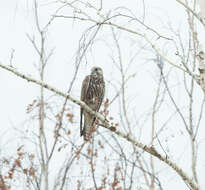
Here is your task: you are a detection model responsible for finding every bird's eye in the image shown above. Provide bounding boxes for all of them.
[95,68,98,71]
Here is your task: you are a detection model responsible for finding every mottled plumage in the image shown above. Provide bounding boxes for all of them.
[80,67,105,141]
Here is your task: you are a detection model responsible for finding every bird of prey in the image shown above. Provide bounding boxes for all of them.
[80,67,105,141]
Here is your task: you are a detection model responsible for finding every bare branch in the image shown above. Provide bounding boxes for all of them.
[175,0,205,27]
[0,62,199,190]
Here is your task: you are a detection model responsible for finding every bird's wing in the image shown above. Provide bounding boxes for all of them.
[96,80,105,112]
[80,75,91,136]
[91,79,105,127]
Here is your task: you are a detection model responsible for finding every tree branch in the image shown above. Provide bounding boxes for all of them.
[175,0,205,27]
[0,62,199,190]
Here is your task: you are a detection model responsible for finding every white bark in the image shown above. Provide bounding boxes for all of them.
[197,0,205,18]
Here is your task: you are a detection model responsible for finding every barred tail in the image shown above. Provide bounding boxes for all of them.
[83,112,95,141]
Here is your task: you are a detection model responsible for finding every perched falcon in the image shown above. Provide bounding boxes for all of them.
[80,67,105,141]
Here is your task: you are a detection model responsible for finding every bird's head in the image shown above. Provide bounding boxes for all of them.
[91,67,103,77]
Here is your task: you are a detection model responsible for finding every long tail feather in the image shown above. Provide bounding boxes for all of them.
[83,112,95,141]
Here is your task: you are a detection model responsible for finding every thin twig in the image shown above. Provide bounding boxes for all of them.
[0,62,199,190]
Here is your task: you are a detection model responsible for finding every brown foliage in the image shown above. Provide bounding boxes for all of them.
[0,175,8,190]
[29,168,35,178]
[66,113,74,123]
[26,99,37,113]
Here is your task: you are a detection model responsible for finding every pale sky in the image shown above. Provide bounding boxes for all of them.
[0,0,205,189]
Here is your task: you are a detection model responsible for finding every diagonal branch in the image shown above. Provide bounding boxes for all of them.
[54,14,199,79]
[175,0,205,27]
[0,62,199,190]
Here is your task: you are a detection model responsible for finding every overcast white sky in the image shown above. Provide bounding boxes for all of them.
[0,0,205,189]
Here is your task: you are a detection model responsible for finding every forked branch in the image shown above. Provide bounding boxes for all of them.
[0,63,199,190]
